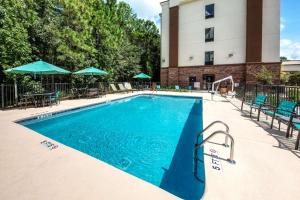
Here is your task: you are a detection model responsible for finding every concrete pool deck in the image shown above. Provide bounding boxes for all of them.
[0,91,299,200]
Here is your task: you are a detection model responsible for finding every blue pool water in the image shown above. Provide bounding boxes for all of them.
[21,95,205,199]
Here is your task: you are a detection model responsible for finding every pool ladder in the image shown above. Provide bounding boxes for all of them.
[194,121,235,177]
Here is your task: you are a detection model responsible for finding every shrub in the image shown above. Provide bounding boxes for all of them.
[288,72,300,86]
[20,76,44,94]
[257,66,273,85]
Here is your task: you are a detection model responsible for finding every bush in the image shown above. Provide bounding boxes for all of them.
[20,76,44,94]
[257,66,273,85]
[288,72,300,86]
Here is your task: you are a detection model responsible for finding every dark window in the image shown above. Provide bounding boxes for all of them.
[205,51,214,65]
[205,27,214,42]
[205,4,214,19]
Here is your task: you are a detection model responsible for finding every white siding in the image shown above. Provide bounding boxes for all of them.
[161,0,280,68]
[170,0,180,7]
[178,0,247,67]
[262,0,280,62]
[161,2,170,68]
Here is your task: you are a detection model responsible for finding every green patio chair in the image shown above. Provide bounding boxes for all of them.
[290,119,300,150]
[261,100,297,135]
[248,95,267,119]
[49,91,61,105]
[156,85,161,91]
[175,85,180,91]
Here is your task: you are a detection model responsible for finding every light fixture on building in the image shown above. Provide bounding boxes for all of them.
[162,58,165,63]
[228,53,234,58]
[189,56,194,60]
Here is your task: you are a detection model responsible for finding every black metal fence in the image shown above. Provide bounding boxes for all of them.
[2,81,300,110]
[0,82,152,109]
[236,84,300,108]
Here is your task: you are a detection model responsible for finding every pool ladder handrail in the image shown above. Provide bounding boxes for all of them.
[195,121,230,147]
[194,121,235,173]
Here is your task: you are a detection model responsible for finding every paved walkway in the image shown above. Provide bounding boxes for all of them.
[0,92,299,200]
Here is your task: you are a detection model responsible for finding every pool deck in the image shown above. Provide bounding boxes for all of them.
[0,91,299,200]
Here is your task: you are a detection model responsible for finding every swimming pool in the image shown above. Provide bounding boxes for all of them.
[21,95,205,199]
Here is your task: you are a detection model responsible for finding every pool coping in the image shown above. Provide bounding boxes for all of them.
[15,93,205,199]
[1,91,300,200]
[15,93,203,124]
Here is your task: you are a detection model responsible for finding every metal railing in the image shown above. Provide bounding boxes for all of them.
[195,121,230,147]
[0,82,153,109]
[194,121,235,179]
[236,84,300,114]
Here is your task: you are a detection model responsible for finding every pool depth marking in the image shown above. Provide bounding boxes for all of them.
[41,140,58,150]
[210,149,222,171]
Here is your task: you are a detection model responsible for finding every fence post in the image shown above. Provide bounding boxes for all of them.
[276,86,280,106]
[1,84,4,109]
[255,84,258,96]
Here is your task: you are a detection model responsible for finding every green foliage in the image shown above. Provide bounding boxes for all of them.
[288,72,300,86]
[280,56,288,62]
[257,66,273,85]
[0,0,160,82]
[280,71,289,84]
[20,76,44,93]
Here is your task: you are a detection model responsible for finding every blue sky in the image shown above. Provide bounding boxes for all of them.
[121,0,300,60]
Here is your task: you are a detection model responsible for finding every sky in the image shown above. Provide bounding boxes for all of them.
[121,0,300,60]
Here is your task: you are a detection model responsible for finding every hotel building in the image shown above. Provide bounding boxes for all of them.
[160,0,281,89]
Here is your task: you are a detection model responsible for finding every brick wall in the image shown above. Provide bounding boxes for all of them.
[160,62,281,87]
[246,63,281,84]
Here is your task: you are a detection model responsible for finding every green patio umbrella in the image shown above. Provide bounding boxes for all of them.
[133,73,151,79]
[74,67,108,76]
[5,60,71,75]
[5,60,71,103]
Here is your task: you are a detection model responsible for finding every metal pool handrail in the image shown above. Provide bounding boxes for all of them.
[195,121,230,147]
[194,122,235,179]
[195,130,235,163]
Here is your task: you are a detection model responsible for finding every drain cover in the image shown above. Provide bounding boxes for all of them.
[119,158,132,170]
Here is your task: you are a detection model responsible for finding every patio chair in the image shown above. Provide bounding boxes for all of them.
[71,88,79,99]
[86,88,99,98]
[175,85,180,91]
[261,100,297,135]
[18,92,36,109]
[246,95,267,119]
[49,91,61,105]
[124,82,136,92]
[118,83,129,93]
[157,85,161,91]
[110,84,121,93]
[289,119,300,150]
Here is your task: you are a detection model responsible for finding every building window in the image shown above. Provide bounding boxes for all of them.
[205,27,214,42]
[205,51,214,65]
[205,4,215,19]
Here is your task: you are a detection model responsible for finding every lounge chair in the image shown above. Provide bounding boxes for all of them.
[261,100,297,135]
[109,84,120,93]
[86,88,99,98]
[244,95,267,119]
[124,82,136,92]
[118,83,129,93]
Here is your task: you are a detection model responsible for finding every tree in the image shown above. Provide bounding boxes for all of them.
[0,0,161,83]
[288,72,300,86]
[280,56,288,62]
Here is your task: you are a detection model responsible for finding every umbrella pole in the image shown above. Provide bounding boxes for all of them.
[52,75,54,92]
[14,78,18,106]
